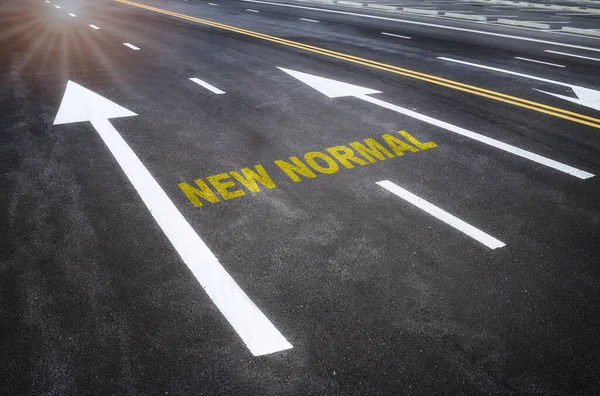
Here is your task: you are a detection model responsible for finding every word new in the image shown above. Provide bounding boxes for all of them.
[179,130,437,207]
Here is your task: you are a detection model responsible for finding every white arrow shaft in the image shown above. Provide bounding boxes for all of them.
[89,117,292,356]
[356,94,594,180]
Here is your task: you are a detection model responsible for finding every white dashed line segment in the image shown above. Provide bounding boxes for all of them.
[189,78,226,94]
[381,32,412,39]
[376,180,506,249]
[514,57,565,67]
[123,43,140,50]
[544,50,600,62]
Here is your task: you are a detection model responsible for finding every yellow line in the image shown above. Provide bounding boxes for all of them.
[115,0,600,129]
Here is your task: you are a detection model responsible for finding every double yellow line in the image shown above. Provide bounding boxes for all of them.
[116,0,600,129]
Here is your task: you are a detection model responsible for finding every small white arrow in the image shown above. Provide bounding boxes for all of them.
[53,81,292,356]
[535,85,600,113]
[437,57,600,114]
[278,67,593,180]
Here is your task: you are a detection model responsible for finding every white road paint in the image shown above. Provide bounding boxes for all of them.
[381,32,412,39]
[55,5,61,8]
[514,57,565,67]
[278,67,594,179]
[190,77,226,94]
[438,57,571,86]
[89,24,100,29]
[300,17,319,22]
[123,43,140,50]
[53,81,292,356]
[45,1,50,3]
[246,8,260,12]
[242,0,600,53]
[545,49,600,62]
[208,2,218,4]
[69,13,76,17]
[438,56,600,113]
[376,181,506,249]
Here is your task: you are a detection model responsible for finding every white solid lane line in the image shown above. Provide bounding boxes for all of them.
[123,43,140,50]
[242,0,600,53]
[300,17,319,22]
[438,56,571,87]
[514,57,565,68]
[381,32,412,39]
[545,50,600,62]
[69,13,76,17]
[246,8,260,12]
[189,77,226,94]
[359,94,594,179]
[89,24,100,29]
[376,181,506,249]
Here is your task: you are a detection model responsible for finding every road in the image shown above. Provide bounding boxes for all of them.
[1,0,600,394]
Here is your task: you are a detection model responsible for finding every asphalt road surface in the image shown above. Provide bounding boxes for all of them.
[1,0,600,394]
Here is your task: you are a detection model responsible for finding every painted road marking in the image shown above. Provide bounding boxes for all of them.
[377,181,506,249]
[246,8,260,12]
[514,57,565,67]
[208,2,218,5]
[239,0,600,53]
[439,57,572,87]
[123,42,140,50]
[53,81,292,356]
[189,77,226,94]
[381,32,412,39]
[438,57,600,112]
[179,130,437,207]
[115,0,600,129]
[300,17,319,22]
[89,24,100,29]
[69,13,76,17]
[279,67,594,179]
[544,50,600,62]
[55,5,61,8]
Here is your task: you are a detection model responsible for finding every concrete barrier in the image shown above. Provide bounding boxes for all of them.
[402,7,439,15]
[366,4,398,11]
[335,0,363,6]
[444,12,487,21]
[561,26,600,37]
[497,19,550,29]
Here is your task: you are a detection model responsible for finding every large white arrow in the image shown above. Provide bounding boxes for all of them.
[278,67,594,180]
[54,81,292,356]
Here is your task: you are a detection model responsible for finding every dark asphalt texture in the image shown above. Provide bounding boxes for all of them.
[1,0,600,394]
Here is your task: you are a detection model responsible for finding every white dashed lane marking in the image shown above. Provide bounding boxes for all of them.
[123,43,141,50]
[514,57,565,67]
[381,32,412,39]
[189,77,226,94]
[376,181,506,250]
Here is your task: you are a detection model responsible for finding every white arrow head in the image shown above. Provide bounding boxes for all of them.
[53,81,137,125]
[278,67,381,98]
[535,85,600,113]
